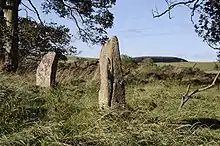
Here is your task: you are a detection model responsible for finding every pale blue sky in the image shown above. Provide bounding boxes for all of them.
[19,0,217,61]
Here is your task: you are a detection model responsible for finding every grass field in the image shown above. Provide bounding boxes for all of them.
[157,62,220,73]
[0,61,220,145]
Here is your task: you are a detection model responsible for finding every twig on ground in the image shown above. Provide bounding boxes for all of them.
[179,71,220,110]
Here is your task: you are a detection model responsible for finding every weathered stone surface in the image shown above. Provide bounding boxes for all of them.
[36,52,58,88]
[99,36,125,110]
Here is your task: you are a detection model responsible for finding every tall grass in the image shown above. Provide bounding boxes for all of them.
[0,64,220,145]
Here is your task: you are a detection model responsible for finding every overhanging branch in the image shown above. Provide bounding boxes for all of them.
[152,0,198,19]
[60,0,99,43]
[21,2,36,14]
[27,0,43,25]
[189,0,200,23]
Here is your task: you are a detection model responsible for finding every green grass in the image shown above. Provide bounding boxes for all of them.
[66,55,98,63]
[0,68,220,146]
[157,62,220,73]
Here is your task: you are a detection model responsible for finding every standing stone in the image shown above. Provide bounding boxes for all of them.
[99,36,125,110]
[36,52,58,88]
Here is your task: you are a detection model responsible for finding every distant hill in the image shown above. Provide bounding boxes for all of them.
[67,55,188,63]
[133,56,188,63]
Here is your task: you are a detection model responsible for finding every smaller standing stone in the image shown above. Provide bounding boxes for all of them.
[36,52,58,88]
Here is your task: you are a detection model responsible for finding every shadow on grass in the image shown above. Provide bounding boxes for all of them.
[182,118,220,130]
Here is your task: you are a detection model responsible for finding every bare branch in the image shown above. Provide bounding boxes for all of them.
[179,71,220,109]
[165,0,173,19]
[192,62,197,68]
[189,0,200,23]
[153,0,197,19]
[60,1,99,43]
[69,10,89,38]
[21,2,36,14]
[61,1,86,25]
[27,0,43,25]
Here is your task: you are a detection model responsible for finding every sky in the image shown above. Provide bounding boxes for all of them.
[19,0,218,62]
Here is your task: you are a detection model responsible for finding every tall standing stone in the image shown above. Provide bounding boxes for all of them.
[36,52,58,88]
[99,36,125,110]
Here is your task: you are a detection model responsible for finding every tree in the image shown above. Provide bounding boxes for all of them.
[153,0,220,56]
[18,17,74,62]
[0,17,73,65]
[217,50,220,62]
[0,0,21,72]
[0,9,4,63]
[41,0,116,45]
[0,0,116,72]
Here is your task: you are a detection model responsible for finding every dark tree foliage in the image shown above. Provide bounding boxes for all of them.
[18,17,75,60]
[41,0,116,45]
[153,0,220,59]
[194,0,220,50]
[0,0,116,72]
[0,17,75,63]
[217,51,220,62]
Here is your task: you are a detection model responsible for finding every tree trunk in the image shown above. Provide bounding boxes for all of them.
[2,0,19,72]
[0,6,5,64]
